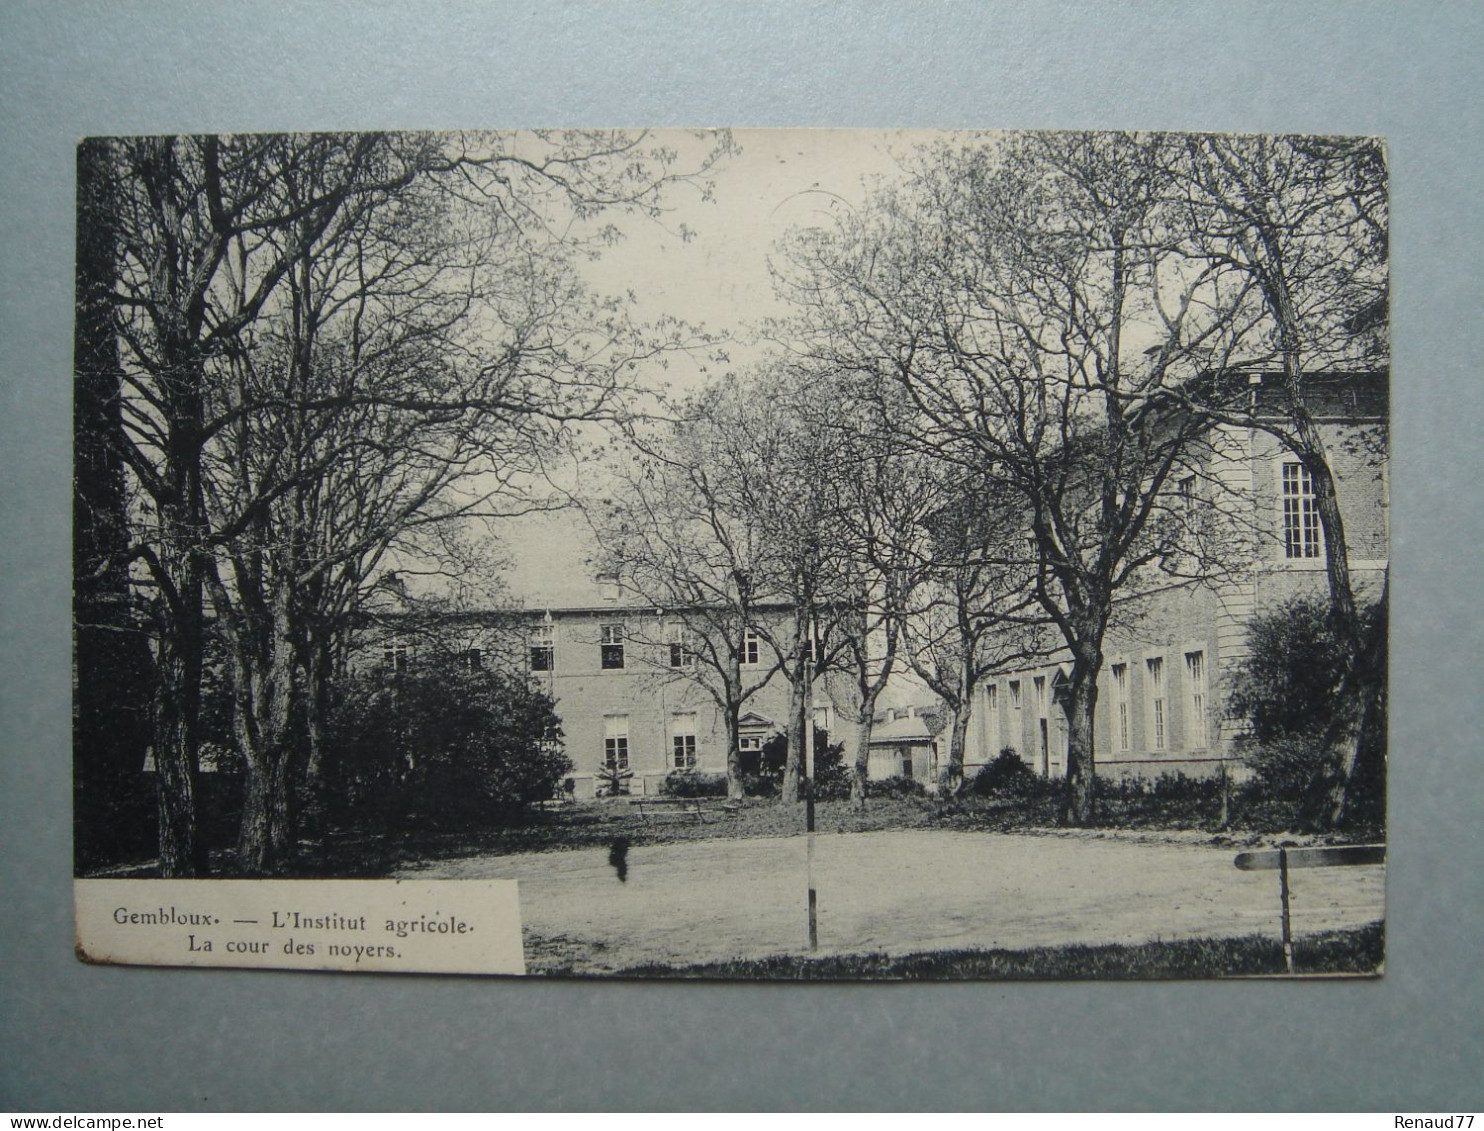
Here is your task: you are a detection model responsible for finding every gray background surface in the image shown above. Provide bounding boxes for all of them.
[2,0,1480,1112]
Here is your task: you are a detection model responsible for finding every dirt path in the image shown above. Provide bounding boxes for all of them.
[398,828,1385,974]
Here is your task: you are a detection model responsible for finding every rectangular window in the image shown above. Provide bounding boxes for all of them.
[1282,462,1322,559]
[1185,650,1207,749]
[983,683,999,755]
[603,714,629,771]
[671,712,698,769]
[1033,675,1047,713]
[812,706,831,734]
[1177,473,1197,514]
[461,648,482,672]
[739,735,762,754]
[382,639,408,672]
[1146,656,1166,751]
[529,624,554,672]
[600,623,625,670]
[597,573,620,602]
[1008,679,1022,710]
[742,628,761,666]
[1112,663,1130,752]
[668,623,696,668]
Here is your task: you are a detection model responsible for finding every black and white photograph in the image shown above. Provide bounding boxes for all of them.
[72,127,1389,979]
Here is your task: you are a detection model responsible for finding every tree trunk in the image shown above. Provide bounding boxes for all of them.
[223,580,301,874]
[780,609,809,803]
[1060,657,1101,826]
[74,138,154,871]
[1312,573,1388,830]
[850,709,874,808]
[303,635,332,785]
[725,700,745,800]
[1294,436,1360,650]
[237,744,297,875]
[152,625,204,876]
[937,705,970,795]
[781,672,804,803]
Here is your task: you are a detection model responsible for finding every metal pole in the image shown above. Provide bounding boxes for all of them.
[1279,847,1294,974]
[804,638,817,950]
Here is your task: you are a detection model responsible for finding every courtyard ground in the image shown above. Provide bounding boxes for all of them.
[396,826,1385,976]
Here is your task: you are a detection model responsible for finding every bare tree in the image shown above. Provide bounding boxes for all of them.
[593,388,787,801]
[900,483,1049,792]
[84,129,732,873]
[1177,133,1388,827]
[777,131,1256,823]
[805,379,939,805]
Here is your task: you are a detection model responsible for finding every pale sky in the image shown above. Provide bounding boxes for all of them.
[500,128,947,608]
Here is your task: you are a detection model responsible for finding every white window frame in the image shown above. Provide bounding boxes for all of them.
[1111,662,1130,752]
[670,712,698,770]
[599,622,626,670]
[1184,649,1208,750]
[529,623,554,673]
[1146,656,1167,752]
[382,637,409,672]
[742,628,761,667]
[983,683,999,757]
[1177,473,1198,515]
[603,714,630,771]
[1281,461,1323,560]
[667,623,697,668]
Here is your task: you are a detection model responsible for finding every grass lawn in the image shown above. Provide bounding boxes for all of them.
[296,787,1375,879]
[603,923,1384,981]
[408,824,1385,977]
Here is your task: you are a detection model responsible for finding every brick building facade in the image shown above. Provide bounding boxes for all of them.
[954,371,1388,783]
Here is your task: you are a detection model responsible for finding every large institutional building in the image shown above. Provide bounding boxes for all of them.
[367,370,1387,796]
[519,597,857,798]
[951,370,1389,785]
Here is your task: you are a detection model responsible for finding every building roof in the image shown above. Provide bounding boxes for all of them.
[868,711,945,745]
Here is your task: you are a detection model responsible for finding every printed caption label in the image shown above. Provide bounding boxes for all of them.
[75,879,525,975]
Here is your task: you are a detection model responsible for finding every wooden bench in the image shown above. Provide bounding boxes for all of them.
[631,797,708,824]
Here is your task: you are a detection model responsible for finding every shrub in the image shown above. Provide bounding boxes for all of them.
[747,727,848,798]
[1239,733,1330,804]
[1228,596,1362,745]
[326,664,570,831]
[594,764,633,798]
[741,772,778,798]
[660,770,729,798]
[1227,593,1386,822]
[868,774,927,798]
[969,747,1037,796]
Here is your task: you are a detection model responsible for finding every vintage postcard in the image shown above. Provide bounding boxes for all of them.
[73,128,1387,978]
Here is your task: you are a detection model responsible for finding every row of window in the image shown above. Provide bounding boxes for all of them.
[379,622,820,677]
[602,712,702,772]
[1170,460,1324,562]
[984,649,1209,757]
[596,717,794,774]
[533,624,807,674]
[380,644,483,672]
[1107,651,1208,753]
